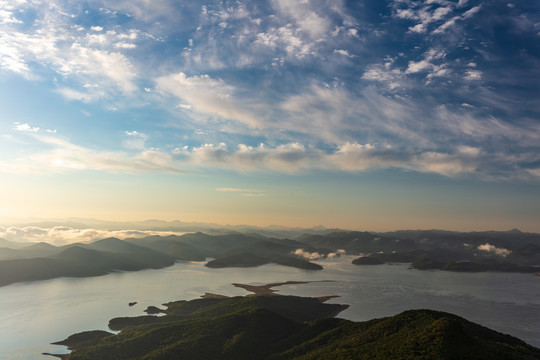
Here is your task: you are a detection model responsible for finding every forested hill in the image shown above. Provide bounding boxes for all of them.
[52,294,540,360]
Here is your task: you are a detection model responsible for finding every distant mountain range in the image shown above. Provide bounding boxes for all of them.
[1,229,539,287]
[51,293,540,360]
[0,217,339,238]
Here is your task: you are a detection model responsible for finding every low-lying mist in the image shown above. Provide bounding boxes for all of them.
[0,225,185,245]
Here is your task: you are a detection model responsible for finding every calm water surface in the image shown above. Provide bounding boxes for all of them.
[0,256,539,359]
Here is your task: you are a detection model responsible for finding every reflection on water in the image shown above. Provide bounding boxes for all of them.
[0,256,539,359]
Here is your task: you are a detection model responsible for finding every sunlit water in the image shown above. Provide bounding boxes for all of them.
[1,256,539,359]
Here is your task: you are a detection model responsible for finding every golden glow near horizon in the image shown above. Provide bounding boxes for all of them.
[1,171,539,233]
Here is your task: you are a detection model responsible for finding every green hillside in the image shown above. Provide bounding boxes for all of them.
[55,295,540,360]
[0,240,175,286]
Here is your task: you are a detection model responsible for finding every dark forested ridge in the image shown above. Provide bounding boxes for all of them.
[2,229,540,286]
[53,294,540,360]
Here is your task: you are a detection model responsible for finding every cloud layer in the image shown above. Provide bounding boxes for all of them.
[1,0,539,181]
[0,225,184,246]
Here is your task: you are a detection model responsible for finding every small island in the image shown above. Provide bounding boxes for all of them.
[352,256,384,265]
[143,305,165,314]
[205,253,323,270]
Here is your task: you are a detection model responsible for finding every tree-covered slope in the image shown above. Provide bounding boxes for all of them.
[0,240,176,286]
[58,295,540,360]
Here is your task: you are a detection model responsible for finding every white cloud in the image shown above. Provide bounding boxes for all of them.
[255,24,315,59]
[188,142,314,173]
[0,10,21,25]
[115,42,137,49]
[477,243,511,257]
[432,16,459,34]
[58,45,138,93]
[293,248,323,260]
[406,59,433,74]
[362,59,403,89]
[272,0,331,39]
[394,2,454,34]
[395,9,416,20]
[0,3,139,99]
[125,130,146,137]
[13,123,40,132]
[408,23,427,33]
[2,133,180,174]
[292,248,345,260]
[183,140,480,177]
[362,66,396,82]
[327,249,346,258]
[464,69,482,81]
[330,142,478,175]
[3,125,537,180]
[55,87,105,102]
[185,0,352,69]
[279,84,370,143]
[432,5,481,34]
[393,0,481,36]
[463,5,482,18]
[0,225,185,246]
[334,49,353,57]
[156,72,262,128]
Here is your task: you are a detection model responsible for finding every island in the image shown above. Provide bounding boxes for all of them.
[353,250,540,273]
[46,282,540,360]
[352,256,384,265]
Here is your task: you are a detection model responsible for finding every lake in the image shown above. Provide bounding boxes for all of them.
[0,255,539,359]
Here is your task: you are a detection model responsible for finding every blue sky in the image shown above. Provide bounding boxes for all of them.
[1,0,539,231]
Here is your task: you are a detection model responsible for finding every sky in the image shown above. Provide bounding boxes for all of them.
[0,0,539,232]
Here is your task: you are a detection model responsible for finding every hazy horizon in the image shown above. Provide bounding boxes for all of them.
[1,216,538,247]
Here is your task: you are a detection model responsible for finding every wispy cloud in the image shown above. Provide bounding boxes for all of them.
[216,187,259,193]
[156,72,262,128]
[2,131,181,174]
[216,187,265,197]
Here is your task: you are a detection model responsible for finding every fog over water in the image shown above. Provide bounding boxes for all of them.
[1,256,539,359]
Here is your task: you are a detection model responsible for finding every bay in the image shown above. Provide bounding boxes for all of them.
[0,255,538,359]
